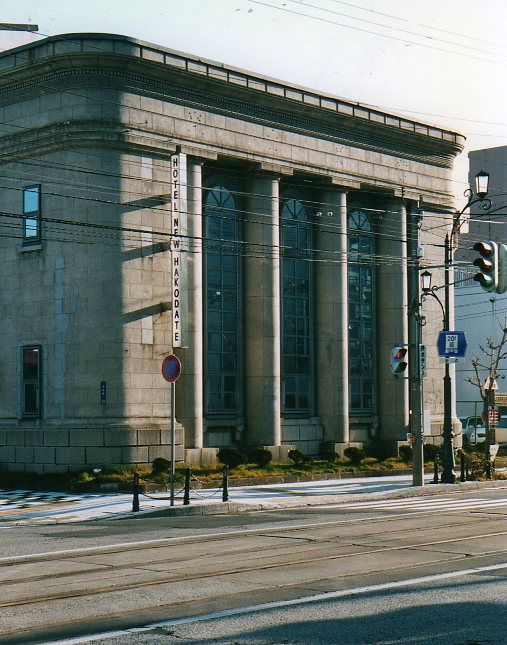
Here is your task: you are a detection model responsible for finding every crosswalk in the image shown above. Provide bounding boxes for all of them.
[332,495,507,513]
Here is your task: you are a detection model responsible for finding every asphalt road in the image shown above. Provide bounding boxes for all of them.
[0,485,506,644]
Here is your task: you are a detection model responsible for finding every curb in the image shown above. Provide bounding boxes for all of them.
[123,478,507,520]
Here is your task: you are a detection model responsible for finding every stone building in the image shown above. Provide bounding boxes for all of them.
[0,33,464,472]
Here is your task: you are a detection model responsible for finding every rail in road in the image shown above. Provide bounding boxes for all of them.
[0,491,506,643]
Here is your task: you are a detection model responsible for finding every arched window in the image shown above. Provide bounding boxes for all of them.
[348,210,375,411]
[281,198,312,414]
[204,186,241,415]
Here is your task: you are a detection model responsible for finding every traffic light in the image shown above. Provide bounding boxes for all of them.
[390,345,408,377]
[472,241,498,292]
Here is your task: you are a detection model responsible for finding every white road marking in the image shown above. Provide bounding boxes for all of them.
[331,497,507,511]
[49,561,507,644]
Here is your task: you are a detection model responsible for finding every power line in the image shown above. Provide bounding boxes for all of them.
[286,0,507,62]
[247,0,507,66]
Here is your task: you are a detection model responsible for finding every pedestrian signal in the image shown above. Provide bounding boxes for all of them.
[390,345,408,376]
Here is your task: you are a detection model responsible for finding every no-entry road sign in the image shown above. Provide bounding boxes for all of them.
[162,355,181,383]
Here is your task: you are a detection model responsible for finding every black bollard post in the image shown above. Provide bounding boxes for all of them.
[222,466,229,502]
[183,467,191,505]
[486,457,492,480]
[132,472,140,512]
[432,456,439,484]
[460,451,466,483]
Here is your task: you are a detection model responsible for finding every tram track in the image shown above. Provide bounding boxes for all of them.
[1,497,507,643]
[1,522,507,609]
[0,501,501,567]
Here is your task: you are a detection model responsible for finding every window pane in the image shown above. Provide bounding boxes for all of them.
[23,186,40,214]
[23,347,39,379]
[281,198,312,413]
[24,217,39,238]
[205,186,241,415]
[24,384,38,415]
[348,210,376,411]
[22,346,41,417]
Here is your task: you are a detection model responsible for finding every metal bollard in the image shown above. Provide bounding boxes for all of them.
[460,451,466,483]
[432,456,439,484]
[132,472,140,512]
[222,466,229,502]
[183,467,191,505]
[486,457,492,480]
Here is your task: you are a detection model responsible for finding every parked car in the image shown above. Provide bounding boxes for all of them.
[495,415,507,444]
[460,416,483,430]
[462,425,486,445]
[460,417,485,446]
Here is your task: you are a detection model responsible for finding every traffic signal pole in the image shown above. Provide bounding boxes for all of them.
[407,209,424,487]
[441,233,456,483]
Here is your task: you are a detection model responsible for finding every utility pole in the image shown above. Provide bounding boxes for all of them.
[408,206,424,486]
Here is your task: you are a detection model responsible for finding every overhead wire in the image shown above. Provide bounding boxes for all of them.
[283,0,507,62]
[247,0,507,66]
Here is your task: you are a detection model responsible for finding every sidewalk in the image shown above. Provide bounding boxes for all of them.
[0,474,505,524]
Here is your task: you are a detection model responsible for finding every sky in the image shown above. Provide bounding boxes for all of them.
[2,0,507,208]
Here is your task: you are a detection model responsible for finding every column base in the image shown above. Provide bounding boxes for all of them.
[184,448,218,467]
[262,445,296,463]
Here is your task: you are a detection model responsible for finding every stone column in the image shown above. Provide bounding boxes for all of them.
[244,173,282,454]
[376,198,410,441]
[315,189,349,448]
[181,159,204,457]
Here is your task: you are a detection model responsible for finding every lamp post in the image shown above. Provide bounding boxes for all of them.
[421,170,490,484]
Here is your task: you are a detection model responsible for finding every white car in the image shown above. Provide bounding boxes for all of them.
[462,426,486,445]
[461,418,486,445]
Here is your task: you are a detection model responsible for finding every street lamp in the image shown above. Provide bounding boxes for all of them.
[423,170,490,483]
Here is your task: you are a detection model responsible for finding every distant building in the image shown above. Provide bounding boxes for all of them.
[0,33,464,472]
[455,146,507,417]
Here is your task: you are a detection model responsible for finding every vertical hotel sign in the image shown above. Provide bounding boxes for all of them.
[170,153,187,347]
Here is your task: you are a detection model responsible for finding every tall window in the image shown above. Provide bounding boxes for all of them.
[22,346,41,418]
[204,186,241,415]
[23,185,41,244]
[281,198,312,414]
[348,210,375,411]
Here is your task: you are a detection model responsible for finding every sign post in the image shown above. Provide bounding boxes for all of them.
[162,355,182,506]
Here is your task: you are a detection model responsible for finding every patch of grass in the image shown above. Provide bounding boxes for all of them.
[0,454,415,492]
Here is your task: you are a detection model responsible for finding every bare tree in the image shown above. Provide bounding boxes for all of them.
[467,326,507,475]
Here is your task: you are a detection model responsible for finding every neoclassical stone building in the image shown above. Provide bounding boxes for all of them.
[0,33,463,472]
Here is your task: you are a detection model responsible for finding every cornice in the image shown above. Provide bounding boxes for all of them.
[0,67,458,168]
[0,34,464,151]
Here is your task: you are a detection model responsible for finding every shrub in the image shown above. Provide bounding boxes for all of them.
[249,448,273,468]
[365,441,393,461]
[398,445,413,463]
[151,457,171,474]
[321,449,338,463]
[288,449,308,465]
[463,452,488,480]
[217,447,247,469]
[423,444,441,462]
[344,446,365,464]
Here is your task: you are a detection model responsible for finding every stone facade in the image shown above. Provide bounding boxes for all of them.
[0,34,463,472]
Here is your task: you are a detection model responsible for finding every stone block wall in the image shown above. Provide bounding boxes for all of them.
[0,425,184,474]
